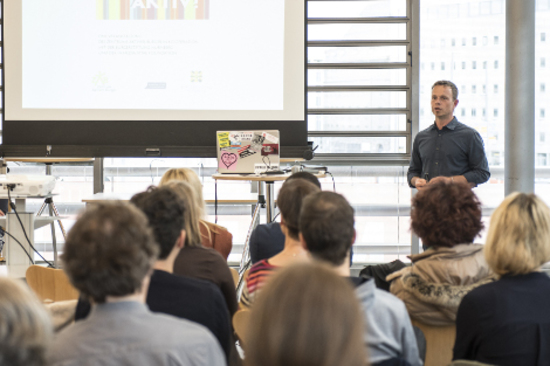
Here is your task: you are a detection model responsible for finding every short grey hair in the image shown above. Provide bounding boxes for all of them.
[0,277,52,366]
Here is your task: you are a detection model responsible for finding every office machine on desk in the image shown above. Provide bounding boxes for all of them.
[0,175,59,277]
[0,175,56,196]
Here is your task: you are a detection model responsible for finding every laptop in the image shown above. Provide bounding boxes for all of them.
[216,130,280,174]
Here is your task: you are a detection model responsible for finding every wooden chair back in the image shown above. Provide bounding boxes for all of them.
[25,265,79,303]
[411,319,456,366]
[232,309,252,347]
[229,267,240,288]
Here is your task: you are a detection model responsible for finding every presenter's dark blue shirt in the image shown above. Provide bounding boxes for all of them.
[407,117,490,187]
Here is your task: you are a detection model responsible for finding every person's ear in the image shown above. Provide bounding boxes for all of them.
[299,232,308,251]
[177,230,186,248]
[352,229,356,246]
[454,98,459,108]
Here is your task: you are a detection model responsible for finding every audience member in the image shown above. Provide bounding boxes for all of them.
[249,171,321,264]
[166,180,238,316]
[453,192,550,365]
[245,262,367,366]
[386,181,494,325]
[300,191,421,366]
[74,187,233,360]
[0,277,52,366]
[50,202,225,366]
[240,179,320,309]
[160,168,233,259]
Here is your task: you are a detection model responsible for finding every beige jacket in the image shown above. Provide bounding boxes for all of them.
[387,244,494,326]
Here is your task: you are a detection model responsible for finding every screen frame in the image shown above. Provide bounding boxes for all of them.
[0,0,308,158]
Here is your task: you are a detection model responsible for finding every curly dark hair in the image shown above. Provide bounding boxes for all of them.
[62,202,158,303]
[411,181,483,248]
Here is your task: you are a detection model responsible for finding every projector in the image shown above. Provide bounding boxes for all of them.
[0,175,56,196]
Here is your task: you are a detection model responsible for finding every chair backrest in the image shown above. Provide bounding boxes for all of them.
[229,267,240,288]
[25,265,79,303]
[232,309,252,347]
[448,361,495,366]
[411,319,456,366]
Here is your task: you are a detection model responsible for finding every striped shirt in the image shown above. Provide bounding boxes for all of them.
[239,259,278,309]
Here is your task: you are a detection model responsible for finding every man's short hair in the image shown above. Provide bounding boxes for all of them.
[131,186,186,260]
[276,179,320,240]
[62,202,158,303]
[286,171,322,189]
[0,277,52,366]
[432,80,459,100]
[299,191,355,266]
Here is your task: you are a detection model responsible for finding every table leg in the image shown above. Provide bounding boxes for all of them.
[265,181,275,223]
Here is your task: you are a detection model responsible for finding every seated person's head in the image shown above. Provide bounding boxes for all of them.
[159,168,206,219]
[411,180,483,248]
[0,277,52,366]
[162,180,202,247]
[485,192,550,276]
[276,179,320,240]
[246,262,366,366]
[130,186,186,260]
[299,191,355,266]
[62,202,158,303]
[286,171,321,188]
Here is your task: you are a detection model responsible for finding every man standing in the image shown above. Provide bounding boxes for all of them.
[408,80,490,189]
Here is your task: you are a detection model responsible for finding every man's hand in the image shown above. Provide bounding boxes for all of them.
[0,210,4,217]
[428,176,452,185]
[412,178,427,189]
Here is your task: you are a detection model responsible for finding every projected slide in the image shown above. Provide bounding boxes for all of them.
[21,0,284,110]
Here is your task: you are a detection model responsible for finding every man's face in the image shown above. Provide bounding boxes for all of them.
[431,85,458,121]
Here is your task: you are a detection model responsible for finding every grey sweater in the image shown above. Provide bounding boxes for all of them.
[48,301,226,366]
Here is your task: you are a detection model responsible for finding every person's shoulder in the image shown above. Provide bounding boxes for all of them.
[252,222,282,237]
[154,269,223,295]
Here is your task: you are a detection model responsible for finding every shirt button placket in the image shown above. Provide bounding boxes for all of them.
[434,132,442,176]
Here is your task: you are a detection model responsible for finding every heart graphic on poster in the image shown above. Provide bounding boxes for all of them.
[221,152,238,168]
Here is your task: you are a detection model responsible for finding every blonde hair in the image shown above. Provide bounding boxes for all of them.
[485,192,550,276]
[159,168,206,219]
[0,277,52,366]
[245,263,367,366]
[160,168,225,242]
[163,181,202,247]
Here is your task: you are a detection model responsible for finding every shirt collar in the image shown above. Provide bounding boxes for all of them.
[430,116,458,131]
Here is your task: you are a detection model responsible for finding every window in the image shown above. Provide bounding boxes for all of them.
[542,33,547,42]
[472,108,477,117]
[462,37,466,46]
[472,61,477,69]
[494,84,499,93]
[541,132,546,143]
[452,38,456,46]
[494,109,499,117]
[461,108,466,117]
[472,37,477,46]
[494,60,499,69]
[494,35,499,45]
[542,58,546,68]
[441,62,445,70]
[483,61,487,69]
[472,85,477,93]
[542,109,546,118]
[431,62,435,70]
[537,153,547,166]
[462,61,466,69]
[483,85,487,93]
[542,83,546,93]
[483,36,488,45]
[482,108,486,117]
